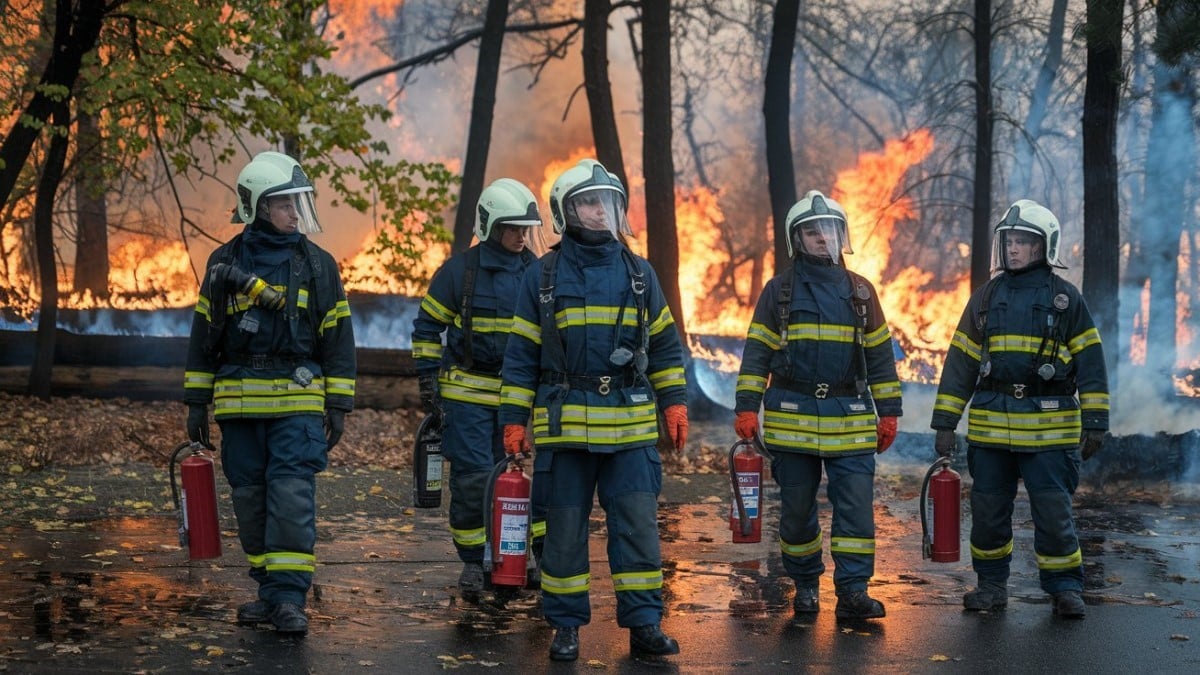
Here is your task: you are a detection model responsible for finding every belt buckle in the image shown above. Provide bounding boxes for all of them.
[251,354,270,369]
[815,382,830,399]
[1012,384,1026,400]
[598,376,612,395]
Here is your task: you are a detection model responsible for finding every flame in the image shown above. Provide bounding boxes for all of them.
[342,229,448,296]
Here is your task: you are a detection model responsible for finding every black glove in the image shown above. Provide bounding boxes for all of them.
[187,404,210,446]
[934,429,958,458]
[418,374,440,415]
[1079,429,1105,461]
[209,262,285,311]
[324,409,345,450]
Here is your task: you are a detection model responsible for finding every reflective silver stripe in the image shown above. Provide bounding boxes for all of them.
[541,572,590,595]
[612,570,663,592]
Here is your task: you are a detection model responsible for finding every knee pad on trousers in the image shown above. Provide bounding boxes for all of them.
[268,476,317,553]
[231,485,268,554]
[543,506,589,577]
[608,491,662,569]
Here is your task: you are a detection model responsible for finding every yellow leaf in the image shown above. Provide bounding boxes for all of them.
[399,524,414,533]
[207,647,225,657]
[930,654,950,661]
[369,485,384,495]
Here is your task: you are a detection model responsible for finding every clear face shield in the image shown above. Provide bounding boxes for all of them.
[564,187,631,240]
[261,187,322,235]
[791,217,850,264]
[991,227,1045,272]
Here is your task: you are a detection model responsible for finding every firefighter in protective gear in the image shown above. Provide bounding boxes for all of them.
[499,159,687,662]
[410,177,547,604]
[184,151,356,635]
[733,189,902,622]
[930,199,1109,619]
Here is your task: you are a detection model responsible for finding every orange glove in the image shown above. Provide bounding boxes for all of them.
[734,411,759,440]
[664,404,688,450]
[876,416,898,454]
[503,424,530,455]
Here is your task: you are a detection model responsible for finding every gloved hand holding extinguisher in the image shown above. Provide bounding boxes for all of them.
[734,411,759,441]
[209,262,286,311]
[186,403,210,446]
[503,424,530,456]
[934,428,958,458]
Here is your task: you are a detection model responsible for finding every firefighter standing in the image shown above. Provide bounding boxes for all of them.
[733,190,902,622]
[410,178,546,603]
[930,200,1108,618]
[184,151,356,635]
[499,159,689,662]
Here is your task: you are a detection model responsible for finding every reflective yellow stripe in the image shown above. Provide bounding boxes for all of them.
[184,370,214,391]
[967,408,1081,448]
[541,572,589,595]
[613,570,663,592]
[648,366,686,390]
[213,377,325,416]
[736,373,767,395]
[441,367,502,407]
[195,295,212,322]
[934,392,968,418]
[869,380,902,401]
[510,316,542,344]
[325,376,355,398]
[1036,548,1082,570]
[452,526,485,549]
[788,322,854,343]
[970,539,1014,560]
[263,551,316,574]
[412,340,444,361]
[532,401,659,446]
[420,295,456,324]
[863,323,892,349]
[1079,391,1110,412]
[762,409,877,453]
[950,330,982,361]
[500,385,535,409]
[781,532,822,557]
[831,536,875,555]
[531,519,546,539]
[247,553,267,569]
[746,321,781,348]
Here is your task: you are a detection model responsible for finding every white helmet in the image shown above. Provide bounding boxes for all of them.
[234,151,321,234]
[548,158,630,239]
[992,199,1064,271]
[474,178,542,241]
[784,190,852,263]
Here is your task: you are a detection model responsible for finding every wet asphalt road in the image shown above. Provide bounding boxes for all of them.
[1,440,1199,674]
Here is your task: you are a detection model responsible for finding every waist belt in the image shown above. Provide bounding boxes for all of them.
[226,353,309,370]
[771,377,859,399]
[978,380,1074,399]
[541,372,637,395]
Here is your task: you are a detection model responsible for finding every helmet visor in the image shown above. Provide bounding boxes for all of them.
[564,188,630,240]
[262,188,321,235]
[991,227,1045,272]
[791,217,849,264]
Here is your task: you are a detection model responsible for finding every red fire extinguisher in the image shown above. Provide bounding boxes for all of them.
[412,413,444,508]
[483,452,531,588]
[920,455,961,562]
[169,441,222,560]
[728,437,767,543]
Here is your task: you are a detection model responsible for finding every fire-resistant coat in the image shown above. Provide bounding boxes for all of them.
[411,239,542,561]
[734,262,903,454]
[183,233,356,417]
[930,265,1110,447]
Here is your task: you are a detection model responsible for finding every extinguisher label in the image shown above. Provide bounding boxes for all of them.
[181,490,191,530]
[498,498,529,556]
[732,471,760,518]
[424,452,443,491]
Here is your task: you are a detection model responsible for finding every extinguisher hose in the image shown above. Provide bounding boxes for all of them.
[919,456,953,560]
[728,438,756,537]
[482,451,529,573]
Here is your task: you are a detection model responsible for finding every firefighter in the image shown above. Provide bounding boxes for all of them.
[733,189,902,622]
[499,159,688,662]
[183,151,356,635]
[930,199,1109,618]
[410,178,546,604]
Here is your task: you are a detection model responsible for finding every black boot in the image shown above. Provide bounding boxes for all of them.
[549,626,579,661]
[1052,591,1086,618]
[459,562,485,604]
[792,586,819,616]
[268,602,309,635]
[629,624,680,657]
[835,591,885,620]
[236,599,271,625]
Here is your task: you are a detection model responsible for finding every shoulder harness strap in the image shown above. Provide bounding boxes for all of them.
[459,246,482,370]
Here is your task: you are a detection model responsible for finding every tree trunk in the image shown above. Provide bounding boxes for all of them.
[640,0,684,345]
[73,108,109,298]
[0,0,105,212]
[1139,1,1195,397]
[763,0,800,271]
[971,0,994,291]
[30,100,70,399]
[1082,0,1125,392]
[583,0,626,190]
[452,0,510,254]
